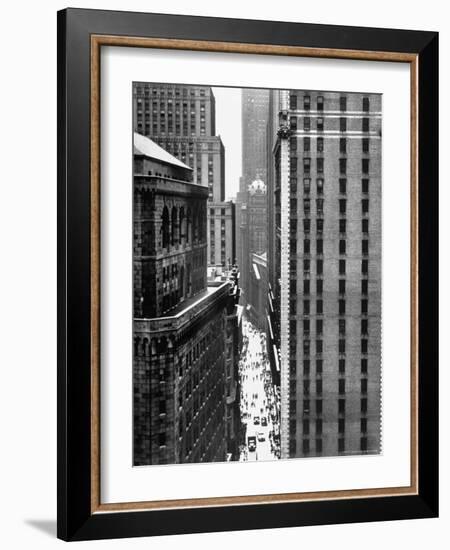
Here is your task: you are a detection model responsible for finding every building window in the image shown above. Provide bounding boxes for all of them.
[316,418,323,435]
[361,319,368,335]
[317,137,324,152]
[361,339,368,353]
[304,198,311,215]
[317,199,324,216]
[339,158,347,174]
[317,218,324,233]
[339,339,346,353]
[339,259,346,275]
[304,218,311,233]
[303,280,310,296]
[304,94,311,110]
[290,93,298,109]
[339,239,346,255]
[302,439,310,454]
[362,158,370,174]
[317,259,323,275]
[339,299,346,315]
[304,300,310,315]
[316,340,323,353]
[316,359,323,374]
[362,219,369,234]
[303,419,310,435]
[361,398,368,414]
[317,157,324,173]
[316,438,323,453]
[339,178,347,194]
[317,117,324,132]
[339,358,345,373]
[317,178,324,195]
[362,117,369,132]
[317,95,324,111]
[317,239,323,255]
[340,138,347,154]
[361,417,368,433]
[303,379,310,395]
[339,418,345,434]
[338,399,346,415]
[338,438,345,453]
[316,319,323,334]
[303,360,310,375]
[316,399,323,414]
[340,117,347,132]
[362,137,370,153]
[362,239,369,256]
[361,279,368,295]
[301,136,311,153]
[361,378,368,394]
[304,117,311,131]
[290,116,298,130]
[316,379,323,395]
[339,219,346,234]
[362,178,369,194]
[361,299,368,314]
[362,259,369,275]
[316,300,323,315]
[303,318,310,335]
[303,157,311,173]
[363,97,370,112]
[340,96,347,111]
[362,199,369,214]
[304,239,310,254]
[339,318,346,334]
[290,136,297,151]
[303,259,310,273]
[317,279,323,295]
[303,177,311,194]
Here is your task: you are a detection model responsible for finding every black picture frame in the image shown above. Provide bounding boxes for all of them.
[57,7,438,541]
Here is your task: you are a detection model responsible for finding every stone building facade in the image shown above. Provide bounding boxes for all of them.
[268,90,382,459]
[133,133,235,465]
[207,200,236,268]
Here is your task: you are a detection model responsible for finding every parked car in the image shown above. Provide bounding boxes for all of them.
[253,416,260,425]
[247,436,257,452]
[261,416,267,426]
[257,432,265,442]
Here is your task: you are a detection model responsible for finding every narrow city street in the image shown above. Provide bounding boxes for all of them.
[239,316,280,462]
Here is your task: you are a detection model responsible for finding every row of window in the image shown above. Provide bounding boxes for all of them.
[290,94,370,112]
[290,116,371,132]
[293,357,368,376]
[291,136,371,153]
[290,177,370,196]
[135,86,207,97]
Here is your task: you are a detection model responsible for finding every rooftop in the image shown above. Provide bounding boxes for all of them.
[133,132,193,171]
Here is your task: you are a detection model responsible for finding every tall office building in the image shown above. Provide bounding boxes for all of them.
[133,83,225,202]
[269,90,382,459]
[239,89,270,297]
[133,133,235,465]
[242,89,271,189]
[208,200,236,268]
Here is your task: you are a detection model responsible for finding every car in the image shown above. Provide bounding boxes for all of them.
[261,416,267,426]
[247,436,257,452]
[253,416,260,425]
[257,432,265,442]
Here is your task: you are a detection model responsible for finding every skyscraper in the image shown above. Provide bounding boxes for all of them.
[269,90,382,459]
[239,89,270,298]
[133,83,225,202]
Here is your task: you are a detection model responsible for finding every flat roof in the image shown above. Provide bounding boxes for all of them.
[134,132,192,171]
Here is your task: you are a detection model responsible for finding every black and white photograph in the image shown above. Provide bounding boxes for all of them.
[132,82,382,466]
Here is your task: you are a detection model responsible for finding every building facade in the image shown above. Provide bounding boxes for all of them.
[133,133,235,465]
[269,90,382,459]
[208,200,236,268]
[133,82,225,202]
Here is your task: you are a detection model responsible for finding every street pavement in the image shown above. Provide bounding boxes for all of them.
[239,316,280,462]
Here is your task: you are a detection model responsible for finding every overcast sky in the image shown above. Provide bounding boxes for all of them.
[212,87,242,201]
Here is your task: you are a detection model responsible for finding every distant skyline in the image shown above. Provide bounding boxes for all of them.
[212,86,242,201]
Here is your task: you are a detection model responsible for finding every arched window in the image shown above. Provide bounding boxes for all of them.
[179,207,185,245]
[186,208,192,244]
[193,208,199,242]
[161,206,170,248]
[171,206,178,246]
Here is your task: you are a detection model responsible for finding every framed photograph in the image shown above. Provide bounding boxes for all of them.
[57,8,438,541]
